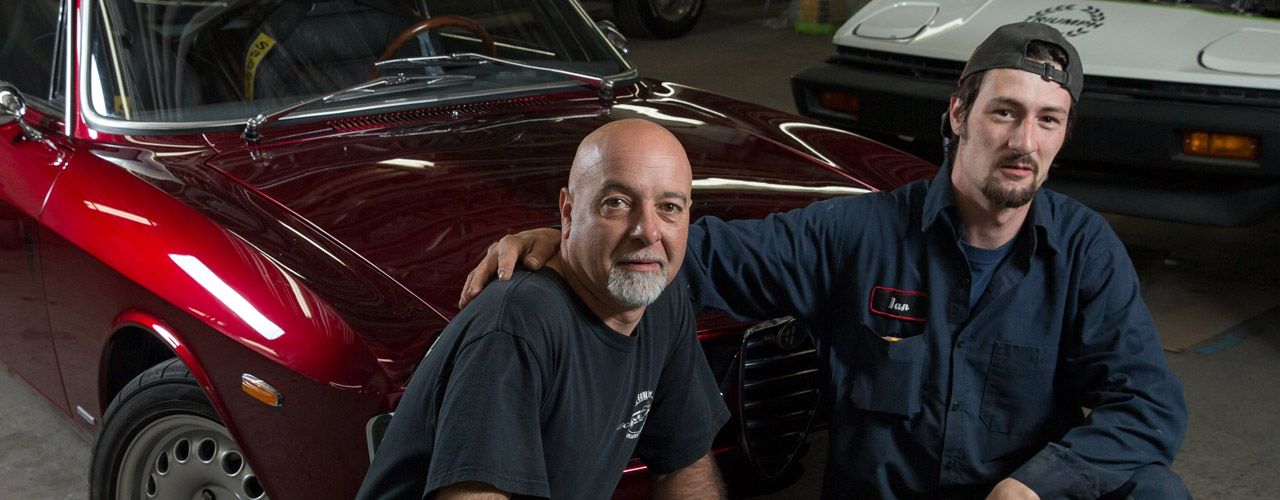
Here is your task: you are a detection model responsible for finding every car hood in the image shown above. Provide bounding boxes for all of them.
[833,0,1280,89]
[193,85,923,359]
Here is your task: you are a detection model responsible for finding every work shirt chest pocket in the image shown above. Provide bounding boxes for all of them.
[980,342,1053,434]
[849,323,927,417]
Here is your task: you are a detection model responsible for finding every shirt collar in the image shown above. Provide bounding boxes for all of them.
[921,159,1061,255]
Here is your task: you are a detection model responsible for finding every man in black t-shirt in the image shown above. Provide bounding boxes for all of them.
[356,119,729,500]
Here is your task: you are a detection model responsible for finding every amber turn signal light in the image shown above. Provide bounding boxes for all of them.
[1182,132,1259,160]
[818,89,860,115]
[242,373,283,407]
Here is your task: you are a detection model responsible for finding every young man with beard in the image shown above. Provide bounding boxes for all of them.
[357,119,728,500]
[460,23,1189,499]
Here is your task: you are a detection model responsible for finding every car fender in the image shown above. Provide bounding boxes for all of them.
[39,142,435,392]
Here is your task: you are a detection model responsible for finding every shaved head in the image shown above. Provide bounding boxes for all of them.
[569,119,692,196]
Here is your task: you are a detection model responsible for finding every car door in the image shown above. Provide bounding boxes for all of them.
[0,0,71,412]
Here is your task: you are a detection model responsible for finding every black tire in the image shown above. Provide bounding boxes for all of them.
[614,0,704,39]
[90,358,269,500]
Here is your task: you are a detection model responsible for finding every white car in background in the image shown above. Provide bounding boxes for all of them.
[792,0,1280,226]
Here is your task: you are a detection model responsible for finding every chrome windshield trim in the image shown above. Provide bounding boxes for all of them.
[574,0,633,71]
[79,79,614,133]
[63,0,74,137]
[76,0,636,134]
[76,0,91,135]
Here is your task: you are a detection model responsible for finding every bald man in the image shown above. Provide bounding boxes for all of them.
[356,120,729,500]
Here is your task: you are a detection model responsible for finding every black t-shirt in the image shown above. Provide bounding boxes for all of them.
[356,268,729,500]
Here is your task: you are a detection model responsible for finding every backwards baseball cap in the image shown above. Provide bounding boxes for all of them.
[960,22,1083,101]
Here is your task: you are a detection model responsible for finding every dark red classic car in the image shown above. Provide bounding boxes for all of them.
[0,0,933,498]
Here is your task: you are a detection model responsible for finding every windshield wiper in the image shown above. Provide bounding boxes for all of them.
[242,73,474,143]
[375,52,631,104]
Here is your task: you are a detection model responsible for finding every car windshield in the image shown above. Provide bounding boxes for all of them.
[84,0,630,125]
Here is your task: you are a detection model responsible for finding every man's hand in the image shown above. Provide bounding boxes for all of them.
[458,228,561,308]
[651,453,724,499]
[435,481,511,499]
[986,477,1040,500]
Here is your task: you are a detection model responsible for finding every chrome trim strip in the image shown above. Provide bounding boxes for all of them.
[573,0,634,71]
[81,80,593,132]
[63,0,74,137]
[76,0,89,135]
[96,0,131,119]
[438,33,556,58]
[75,405,96,425]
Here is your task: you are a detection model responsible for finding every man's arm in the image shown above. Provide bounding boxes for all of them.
[1010,227,1187,498]
[651,453,724,500]
[460,229,559,308]
[422,333,552,498]
[435,481,512,500]
[461,197,871,320]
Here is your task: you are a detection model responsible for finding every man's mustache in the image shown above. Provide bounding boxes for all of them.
[614,251,667,270]
[997,153,1039,174]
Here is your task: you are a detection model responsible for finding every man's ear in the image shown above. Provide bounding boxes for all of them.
[947,96,965,141]
[558,188,572,238]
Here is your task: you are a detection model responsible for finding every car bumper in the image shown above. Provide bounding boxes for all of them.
[792,53,1280,226]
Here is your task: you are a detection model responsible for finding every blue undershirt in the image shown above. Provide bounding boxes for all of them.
[960,237,1017,311]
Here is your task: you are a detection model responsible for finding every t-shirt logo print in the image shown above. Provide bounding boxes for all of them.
[618,390,653,439]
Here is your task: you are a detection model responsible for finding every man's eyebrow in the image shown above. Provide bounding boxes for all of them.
[601,182,637,196]
[989,96,1067,115]
[662,191,690,204]
[601,183,690,203]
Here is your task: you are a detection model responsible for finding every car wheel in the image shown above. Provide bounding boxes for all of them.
[614,0,704,39]
[90,358,268,500]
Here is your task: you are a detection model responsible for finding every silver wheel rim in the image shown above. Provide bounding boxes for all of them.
[652,0,698,22]
[117,414,268,500]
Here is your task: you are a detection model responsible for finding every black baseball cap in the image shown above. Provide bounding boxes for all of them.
[960,22,1083,101]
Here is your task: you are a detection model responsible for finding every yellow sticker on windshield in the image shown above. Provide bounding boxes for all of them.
[244,32,278,101]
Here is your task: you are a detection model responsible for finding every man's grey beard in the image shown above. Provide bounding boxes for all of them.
[607,264,668,308]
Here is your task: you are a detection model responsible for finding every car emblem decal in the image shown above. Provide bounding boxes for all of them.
[1026,4,1106,37]
[774,321,804,350]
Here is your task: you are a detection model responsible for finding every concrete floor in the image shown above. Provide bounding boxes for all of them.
[3,1,1278,498]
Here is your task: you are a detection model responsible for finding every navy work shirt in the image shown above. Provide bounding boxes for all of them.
[681,164,1186,498]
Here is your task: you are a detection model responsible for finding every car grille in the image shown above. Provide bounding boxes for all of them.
[326,95,555,131]
[830,47,963,83]
[736,317,821,480]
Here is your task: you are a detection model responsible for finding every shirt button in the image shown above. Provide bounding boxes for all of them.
[956,339,967,348]
[950,402,961,411]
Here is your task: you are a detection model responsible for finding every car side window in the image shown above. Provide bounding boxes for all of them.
[0,0,63,107]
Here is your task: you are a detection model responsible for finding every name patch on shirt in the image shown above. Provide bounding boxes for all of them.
[869,286,928,322]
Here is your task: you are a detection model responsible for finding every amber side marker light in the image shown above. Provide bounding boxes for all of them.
[818,89,860,115]
[242,373,283,407]
[1182,132,1260,160]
